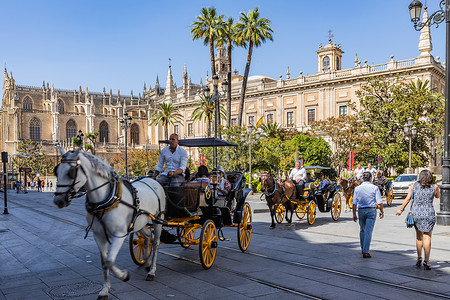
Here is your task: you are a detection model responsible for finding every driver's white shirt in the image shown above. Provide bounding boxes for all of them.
[155,145,187,176]
[366,167,377,180]
[289,167,306,182]
[354,167,365,180]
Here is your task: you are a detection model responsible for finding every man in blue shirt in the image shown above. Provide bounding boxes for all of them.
[352,171,384,258]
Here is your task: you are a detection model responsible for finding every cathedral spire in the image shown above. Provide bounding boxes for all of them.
[418,8,432,55]
[165,65,175,97]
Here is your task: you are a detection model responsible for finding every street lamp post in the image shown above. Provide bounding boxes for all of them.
[241,127,260,192]
[211,74,228,168]
[120,111,132,177]
[409,0,450,225]
[403,117,417,171]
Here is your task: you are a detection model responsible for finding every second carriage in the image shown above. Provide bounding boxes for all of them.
[129,138,252,269]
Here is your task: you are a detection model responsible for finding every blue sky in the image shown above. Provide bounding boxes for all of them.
[0,0,445,96]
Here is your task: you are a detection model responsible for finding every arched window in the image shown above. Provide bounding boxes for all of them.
[66,119,77,141]
[130,123,139,145]
[57,99,65,113]
[99,121,109,143]
[336,56,340,70]
[30,118,41,140]
[23,96,32,111]
[323,56,330,71]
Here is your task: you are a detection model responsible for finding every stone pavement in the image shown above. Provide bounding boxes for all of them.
[1,190,450,299]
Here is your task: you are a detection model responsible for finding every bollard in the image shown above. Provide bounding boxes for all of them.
[2,152,9,214]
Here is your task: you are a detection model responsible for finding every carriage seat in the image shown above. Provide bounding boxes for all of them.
[184,180,209,211]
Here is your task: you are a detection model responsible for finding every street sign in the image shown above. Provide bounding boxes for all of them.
[377,155,382,165]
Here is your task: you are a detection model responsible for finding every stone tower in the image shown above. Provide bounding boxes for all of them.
[316,39,344,73]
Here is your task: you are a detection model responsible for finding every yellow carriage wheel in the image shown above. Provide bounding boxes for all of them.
[177,227,196,249]
[295,202,307,220]
[129,231,152,266]
[307,200,317,225]
[275,204,286,224]
[331,193,342,221]
[199,220,218,270]
[238,202,252,252]
[387,187,393,206]
[348,196,353,209]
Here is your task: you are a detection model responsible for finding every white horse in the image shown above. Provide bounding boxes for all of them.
[53,148,165,300]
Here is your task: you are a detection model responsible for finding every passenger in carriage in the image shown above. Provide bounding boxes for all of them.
[316,172,331,195]
[194,165,210,183]
[154,133,188,187]
[210,166,231,198]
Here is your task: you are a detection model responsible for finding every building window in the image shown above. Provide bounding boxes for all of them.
[266,113,274,124]
[130,124,139,145]
[286,111,294,127]
[248,116,255,126]
[66,119,77,141]
[323,56,330,71]
[336,56,341,70]
[57,99,65,113]
[30,118,41,140]
[99,121,109,143]
[339,105,348,116]
[231,118,237,127]
[188,123,194,136]
[174,125,179,135]
[23,96,32,111]
[308,109,316,125]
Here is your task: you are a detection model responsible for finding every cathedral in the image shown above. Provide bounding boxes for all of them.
[0,10,445,172]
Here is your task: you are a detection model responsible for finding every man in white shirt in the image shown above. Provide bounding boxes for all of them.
[354,163,365,180]
[289,159,307,198]
[352,171,384,258]
[366,163,377,181]
[154,133,188,186]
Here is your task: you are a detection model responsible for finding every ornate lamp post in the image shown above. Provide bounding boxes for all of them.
[76,130,84,148]
[120,111,132,177]
[403,117,417,171]
[241,126,260,192]
[409,0,450,225]
[210,74,228,168]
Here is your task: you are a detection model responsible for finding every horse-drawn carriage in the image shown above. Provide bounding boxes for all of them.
[53,138,252,299]
[129,138,252,269]
[261,166,342,227]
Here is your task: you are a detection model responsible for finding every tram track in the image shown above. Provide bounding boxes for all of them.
[7,197,450,299]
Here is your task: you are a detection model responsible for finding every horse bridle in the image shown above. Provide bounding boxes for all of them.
[261,173,277,198]
[54,158,87,201]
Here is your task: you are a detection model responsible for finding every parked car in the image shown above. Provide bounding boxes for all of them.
[391,174,418,198]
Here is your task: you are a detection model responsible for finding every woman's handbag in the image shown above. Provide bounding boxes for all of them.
[405,211,414,228]
[405,182,415,228]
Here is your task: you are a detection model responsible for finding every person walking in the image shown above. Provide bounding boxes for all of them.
[352,171,384,258]
[396,169,440,270]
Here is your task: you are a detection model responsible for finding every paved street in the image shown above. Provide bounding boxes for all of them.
[1,190,450,299]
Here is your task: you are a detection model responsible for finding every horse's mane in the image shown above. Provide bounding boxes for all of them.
[80,151,113,179]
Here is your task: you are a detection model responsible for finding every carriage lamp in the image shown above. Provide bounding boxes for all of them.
[209,170,219,186]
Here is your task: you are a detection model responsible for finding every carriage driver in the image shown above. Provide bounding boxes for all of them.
[289,159,307,198]
[154,133,188,187]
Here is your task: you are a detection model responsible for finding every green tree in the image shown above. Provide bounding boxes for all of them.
[235,8,273,126]
[110,149,160,176]
[191,7,225,78]
[355,77,444,171]
[191,94,226,137]
[85,131,99,154]
[149,102,183,139]
[260,122,281,138]
[11,140,54,181]
[216,17,237,127]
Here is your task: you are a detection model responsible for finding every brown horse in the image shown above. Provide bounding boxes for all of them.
[338,178,361,211]
[260,171,295,228]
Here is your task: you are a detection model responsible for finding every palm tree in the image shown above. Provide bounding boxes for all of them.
[191,7,225,78]
[191,94,227,137]
[149,102,183,139]
[235,8,273,126]
[216,17,236,127]
[260,122,281,138]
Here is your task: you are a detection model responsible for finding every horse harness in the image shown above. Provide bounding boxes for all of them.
[55,156,162,243]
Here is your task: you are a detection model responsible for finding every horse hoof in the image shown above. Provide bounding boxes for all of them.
[146,274,155,281]
[123,271,130,282]
[270,225,275,230]
[97,296,108,300]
